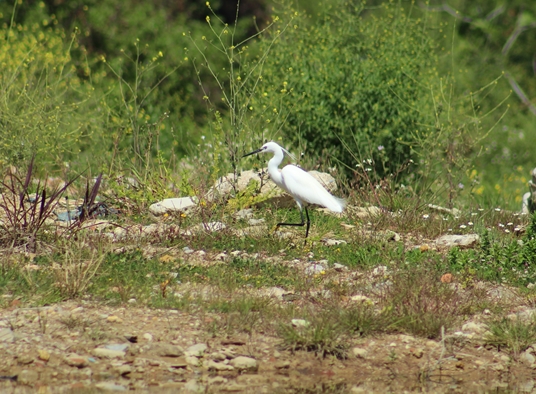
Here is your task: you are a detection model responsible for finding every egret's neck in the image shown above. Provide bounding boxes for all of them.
[267,150,284,185]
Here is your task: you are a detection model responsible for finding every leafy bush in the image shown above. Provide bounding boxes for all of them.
[245,1,439,180]
[0,24,96,168]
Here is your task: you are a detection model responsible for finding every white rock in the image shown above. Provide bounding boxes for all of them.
[305,264,325,275]
[322,239,347,246]
[248,218,265,226]
[462,322,488,334]
[372,265,388,276]
[230,356,258,372]
[143,333,153,342]
[149,197,197,216]
[235,209,253,220]
[191,222,226,233]
[105,344,130,352]
[185,343,207,357]
[351,347,368,359]
[262,287,289,300]
[435,234,479,248]
[520,350,536,366]
[94,382,127,391]
[183,379,205,393]
[350,295,372,304]
[291,319,310,328]
[185,355,201,366]
[92,348,126,359]
[332,263,348,272]
[428,204,461,216]
[207,360,235,371]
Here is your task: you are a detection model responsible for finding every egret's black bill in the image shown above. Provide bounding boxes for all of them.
[242,148,263,158]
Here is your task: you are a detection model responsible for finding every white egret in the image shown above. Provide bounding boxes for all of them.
[242,142,346,242]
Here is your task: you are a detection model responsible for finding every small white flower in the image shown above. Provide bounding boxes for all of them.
[499,223,505,228]
[505,229,510,233]
[460,224,467,229]
[495,208,501,212]
[507,222,513,226]
[468,222,473,226]
[423,214,429,219]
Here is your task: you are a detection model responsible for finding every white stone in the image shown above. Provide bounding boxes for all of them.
[230,356,258,372]
[142,333,154,342]
[183,379,205,393]
[351,347,368,359]
[305,264,325,275]
[322,239,347,246]
[149,197,197,216]
[435,234,479,248]
[185,343,207,357]
[520,350,536,366]
[92,348,126,359]
[462,322,488,334]
[291,319,310,328]
[94,382,127,391]
[207,360,235,371]
[350,295,372,304]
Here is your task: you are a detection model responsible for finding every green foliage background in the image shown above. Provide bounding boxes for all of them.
[0,0,535,209]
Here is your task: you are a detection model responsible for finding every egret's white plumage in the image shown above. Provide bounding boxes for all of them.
[243,141,345,242]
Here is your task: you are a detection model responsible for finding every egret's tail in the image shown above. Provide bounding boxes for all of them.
[326,196,346,213]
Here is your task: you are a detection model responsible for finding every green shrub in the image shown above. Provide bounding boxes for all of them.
[246,1,439,180]
[0,24,95,168]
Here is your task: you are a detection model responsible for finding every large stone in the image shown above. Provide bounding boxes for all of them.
[64,353,89,368]
[150,343,184,357]
[206,360,235,371]
[351,347,368,359]
[92,347,126,359]
[435,234,479,248]
[149,197,197,216]
[183,379,205,393]
[184,343,207,357]
[209,169,338,207]
[94,382,127,391]
[230,356,258,372]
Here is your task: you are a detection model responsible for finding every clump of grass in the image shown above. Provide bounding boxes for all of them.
[485,317,536,356]
[340,304,384,337]
[278,309,349,359]
[59,315,90,331]
[376,267,473,338]
[51,244,106,299]
[205,294,272,336]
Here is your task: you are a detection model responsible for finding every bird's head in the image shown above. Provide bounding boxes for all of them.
[242,141,295,160]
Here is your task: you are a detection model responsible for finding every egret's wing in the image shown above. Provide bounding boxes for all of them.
[280,165,345,213]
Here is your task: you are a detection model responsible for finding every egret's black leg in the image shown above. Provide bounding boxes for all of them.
[276,206,311,244]
[304,206,310,240]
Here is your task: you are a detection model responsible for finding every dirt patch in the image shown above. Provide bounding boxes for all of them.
[0,300,532,393]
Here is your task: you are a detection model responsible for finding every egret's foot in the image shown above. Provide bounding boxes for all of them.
[272,224,281,233]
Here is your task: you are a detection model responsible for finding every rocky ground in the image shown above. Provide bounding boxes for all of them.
[1,297,536,394]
